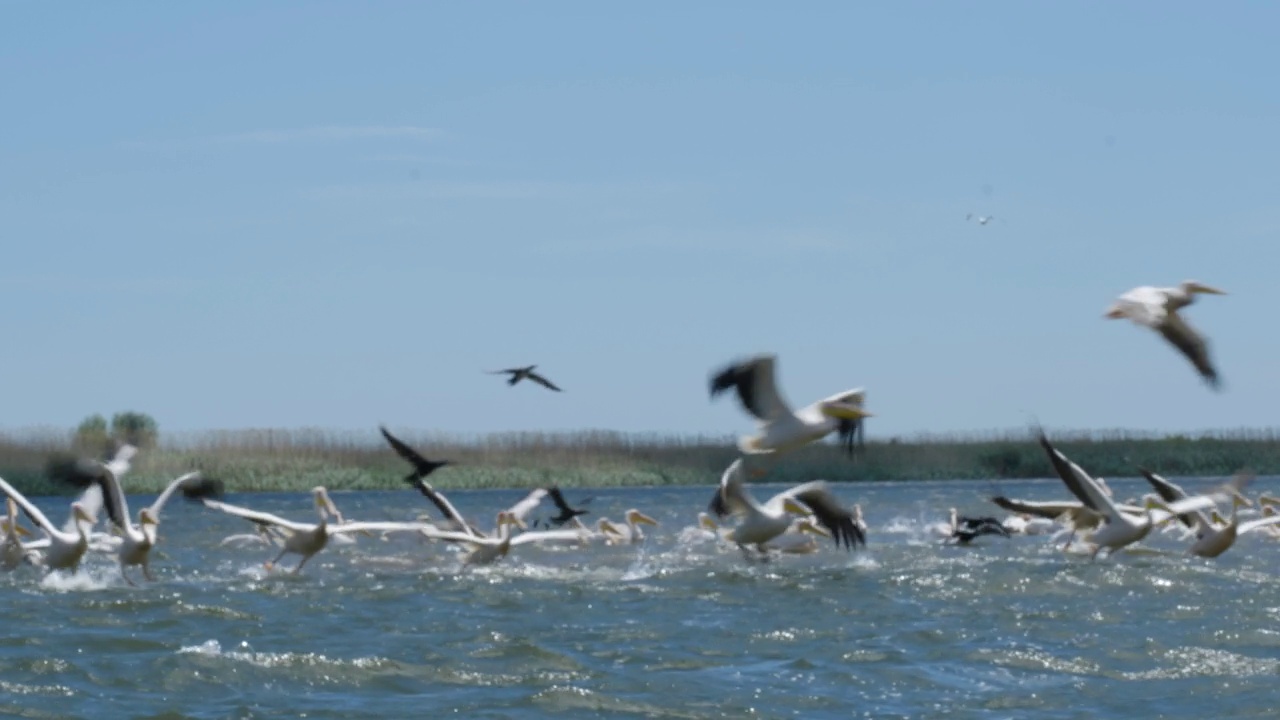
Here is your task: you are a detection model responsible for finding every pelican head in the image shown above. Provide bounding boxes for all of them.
[624,509,659,527]
[1104,303,1127,319]
[138,508,159,527]
[498,510,526,532]
[1182,280,1227,296]
[71,501,94,529]
[312,487,341,522]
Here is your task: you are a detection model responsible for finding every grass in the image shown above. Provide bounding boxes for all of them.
[1,425,1277,497]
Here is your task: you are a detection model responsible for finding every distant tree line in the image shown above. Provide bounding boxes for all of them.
[74,411,159,452]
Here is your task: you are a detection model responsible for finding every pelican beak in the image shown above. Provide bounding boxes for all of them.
[797,520,831,538]
[628,511,658,527]
[698,514,718,531]
[14,524,32,538]
[782,498,811,516]
[821,401,873,421]
[1104,306,1127,319]
[1189,283,1227,295]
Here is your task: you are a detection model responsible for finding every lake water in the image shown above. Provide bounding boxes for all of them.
[2,476,1279,719]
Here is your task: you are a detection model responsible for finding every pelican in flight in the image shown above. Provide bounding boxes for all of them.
[1141,468,1266,558]
[597,509,660,545]
[202,487,437,574]
[966,213,995,226]
[486,365,563,392]
[709,354,872,461]
[55,468,223,584]
[0,476,96,573]
[1105,280,1226,388]
[426,511,584,566]
[1038,431,1242,560]
[696,512,833,554]
[707,458,865,558]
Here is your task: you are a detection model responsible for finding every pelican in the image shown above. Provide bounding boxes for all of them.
[707,458,865,557]
[696,512,832,554]
[1038,431,1241,560]
[0,475,96,573]
[966,213,995,225]
[708,354,872,461]
[1141,468,1264,558]
[1105,280,1226,388]
[426,511,584,566]
[999,512,1058,536]
[486,365,563,392]
[596,509,660,545]
[1,498,36,570]
[55,468,223,585]
[202,487,437,574]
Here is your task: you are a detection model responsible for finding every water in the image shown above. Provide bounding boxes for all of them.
[3,477,1279,719]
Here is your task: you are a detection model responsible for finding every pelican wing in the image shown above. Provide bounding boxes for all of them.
[509,528,585,546]
[201,498,315,533]
[147,473,225,517]
[709,354,794,422]
[330,521,442,536]
[505,488,548,524]
[406,480,474,535]
[989,496,1087,520]
[1157,313,1219,387]
[1238,514,1280,536]
[65,484,104,534]
[780,481,865,550]
[708,459,754,518]
[0,476,63,537]
[1137,468,1200,529]
[1038,433,1109,514]
[104,443,138,478]
[93,467,134,533]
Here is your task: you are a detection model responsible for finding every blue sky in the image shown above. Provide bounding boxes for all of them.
[2,1,1278,440]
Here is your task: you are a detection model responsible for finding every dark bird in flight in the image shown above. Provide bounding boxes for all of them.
[545,486,591,527]
[379,426,454,483]
[487,365,563,392]
[947,508,1011,545]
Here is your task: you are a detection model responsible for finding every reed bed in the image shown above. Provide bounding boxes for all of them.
[1,426,1278,496]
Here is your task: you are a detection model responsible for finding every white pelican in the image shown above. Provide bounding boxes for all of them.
[1,498,36,570]
[709,354,872,462]
[696,512,832,554]
[596,509,660,545]
[1038,431,1240,560]
[1141,468,1266,558]
[426,511,584,566]
[707,458,866,557]
[1105,280,1226,388]
[202,487,438,574]
[0,476,96,573]
[1000,513,1058,536]
[59,469,223,585]
[966,213,995,225]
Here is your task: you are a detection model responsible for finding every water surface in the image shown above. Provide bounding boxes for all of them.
[3,477,1278,719]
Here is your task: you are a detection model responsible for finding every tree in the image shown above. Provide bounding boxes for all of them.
[73,414,110,452]
[111,411,159,449]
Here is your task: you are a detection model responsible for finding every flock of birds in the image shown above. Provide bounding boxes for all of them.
[0,278,1258,584]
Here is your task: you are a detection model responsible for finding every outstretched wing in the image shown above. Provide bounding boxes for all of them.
[379,426,433,474]
[1158,312,1220,388]
[784,481,865,550]
[526,371,563,392]
[708,354,794,422]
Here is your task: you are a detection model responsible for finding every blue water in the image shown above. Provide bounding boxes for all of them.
[3,477,1279,719]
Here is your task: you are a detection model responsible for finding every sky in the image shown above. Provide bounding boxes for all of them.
[2,1,1279,441]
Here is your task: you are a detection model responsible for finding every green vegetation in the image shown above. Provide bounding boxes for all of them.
[0,425,1276,497]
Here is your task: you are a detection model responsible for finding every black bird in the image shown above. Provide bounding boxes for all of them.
[486,365,563,392]
[379,426,453,483]
[544,486,591,527]
[946,508,1011,545]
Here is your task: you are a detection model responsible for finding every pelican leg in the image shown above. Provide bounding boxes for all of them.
[120,562,137,587]
[143,562,156,582]
[292,553,316,575]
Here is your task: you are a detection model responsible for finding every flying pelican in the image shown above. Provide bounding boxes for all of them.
[1038,431,1241,560]
[1141,468,1264,558]
[0,476,96,573]
[426,511,584,566]
[708,354,872,462]
[596,509,660,545]
[201,487,438,574]
[695,512,833,554]
[707,458,865,558]
[54,468,223,585]
[966,213,995,225]
[486,365,563,392]
[1104,280,1227,388]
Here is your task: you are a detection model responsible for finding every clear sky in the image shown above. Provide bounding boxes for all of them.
[2,1,1278,440]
